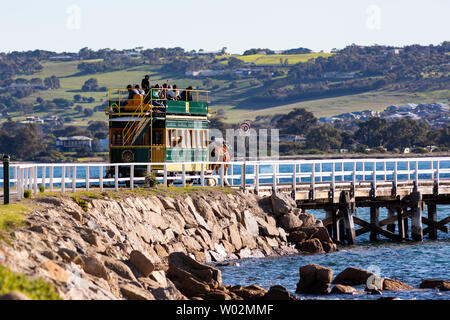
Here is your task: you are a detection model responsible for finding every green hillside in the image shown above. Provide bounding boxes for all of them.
[3,47,449,127]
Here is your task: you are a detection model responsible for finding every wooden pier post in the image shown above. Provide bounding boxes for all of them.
[370,205,380,241]
[397,207,405,240]
[387,206,396,233]
[427,203,437,240]
[339,191,356,245]
[410,189,423,241]
[325,209,337,241]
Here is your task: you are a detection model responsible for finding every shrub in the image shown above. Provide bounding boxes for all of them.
[23,190,31,199]
[0,265,61,300]
[71,196,89,212]
[144,171,158,188]
[39,186,45,193]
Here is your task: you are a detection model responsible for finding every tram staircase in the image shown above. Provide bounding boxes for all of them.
[123,105,152,146]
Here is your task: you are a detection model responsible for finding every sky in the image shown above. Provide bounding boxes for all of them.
[0,0,449,54]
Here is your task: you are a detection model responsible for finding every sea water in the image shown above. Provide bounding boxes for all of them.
[218,205,450,300]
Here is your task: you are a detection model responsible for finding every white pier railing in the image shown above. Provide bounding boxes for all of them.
[1,157,450,201]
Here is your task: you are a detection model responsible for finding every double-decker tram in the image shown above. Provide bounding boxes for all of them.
[105,86,218,186]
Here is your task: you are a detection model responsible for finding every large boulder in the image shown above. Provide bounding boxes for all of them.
[82,256,110,281]
[241,210,259,237]
[297,239,324,254]
[330,284,358,295]
[296,264,333,295]
[271,193,296,217]
[102,256,137,282]
[419,279,450,291]
[321,242,337,253]
[261,285,300,300]
[41,261,69,283]
[167,252,222,298]
[277,213,303,232]
[287,231,308,244]
[120,283,155,300]
[383,278,414,291]
[332,267,374,286]
[129,250,155,277]
[228,285,267,300]
[297,213,316,227]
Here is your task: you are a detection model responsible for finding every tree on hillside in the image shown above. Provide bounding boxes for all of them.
[355,117,388,148]
[0,123,45,160]
[82,78,99,92]
[228,57,246,69]
[385,119,430,150]
[305,124,343,151]
[44,75,60,89]
[274,108,317,135]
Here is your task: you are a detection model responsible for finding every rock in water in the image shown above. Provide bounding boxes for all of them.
[332,267,375,286]
[383,278,414,291]
[296,264,333,295]
[228,285,267,300]
[278,213,303,232]
[298,239,324,254]
[330,284,358,295]
[419,279,450,291]
[287,231,308,244]
[271,192,296,217]
[261,285,300,300]
[129,250,155,277]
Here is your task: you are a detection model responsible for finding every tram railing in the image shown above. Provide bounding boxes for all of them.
[1,157,450,202]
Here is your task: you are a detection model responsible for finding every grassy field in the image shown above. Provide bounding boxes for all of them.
[214,89,450,123]
[218,52,334,65]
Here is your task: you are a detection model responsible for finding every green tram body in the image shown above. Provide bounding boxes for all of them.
[106,89,213,180]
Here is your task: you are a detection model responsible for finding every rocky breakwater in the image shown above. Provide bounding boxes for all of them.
[271,192,337,254]
[0,188,330,300]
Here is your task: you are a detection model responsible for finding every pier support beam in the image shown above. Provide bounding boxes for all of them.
[326,208,340,243]
[387,206,396,233]
[427,203,437,240]
[410,189,423,241]
[339,191,356,245]
[370,206,380,241]
[397,207,405,240]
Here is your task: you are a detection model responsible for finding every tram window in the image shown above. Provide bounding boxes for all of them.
[168,129,177,148]
[185,130,192,149]
[176,129,184,148]
[152,130,163,145]
[192,130,198,148]
[203,130,208,148]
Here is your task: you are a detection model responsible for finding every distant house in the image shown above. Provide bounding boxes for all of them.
[278,135,305,143]
[185,69,226,77]
[56,136,93,152]
[20,116,44,124]
[49,55,75,62]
